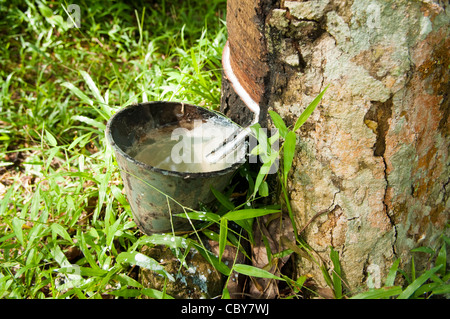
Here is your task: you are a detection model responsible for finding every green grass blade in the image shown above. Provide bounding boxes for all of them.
[321,264,334,292]
[219,217,228,262]
[133,234,189,250]
[190,241,231,276]
[141,288,174,299]
[11,217,25,246]
[233,264,285,281]
[80,71,105,105]
[283,131,296,184]
[293,84,329,131]
[258,180,269,197]
[221,287,231,299]
[397,264,443,299]
[211,187,235,211]
[109,288,141,298]
[71,115,106,131]
[268,110,288,138]
[116,251,174,281]
[411,246,434,254]
[175,211,220,223]
[77,231,99,269]
[330,247,343,299]
[435,242,446,276]
[350,286,402,299]
[44,129,58,147]
[50,223,73,244]
[222,208,280,221]
[114,273,143,288]
[0,186,14,216]
[253,151,278,198]
[385,259,400,287]
[432,283,450,295]
[61,82,93,106]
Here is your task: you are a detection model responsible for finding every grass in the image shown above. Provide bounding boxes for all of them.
[1,0,449,300]
[0,0,227,299]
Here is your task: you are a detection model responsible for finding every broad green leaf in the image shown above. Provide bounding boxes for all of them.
[250,123,266,141]
[94,170,111,222]
[44,147,60,172]
[269,130,280,147]
[250,144,264,156]
[77,232,99,269]
[109,288,141,298]
[47,15,66,30]
[350,286,402,299]
[57,266,107,277]
[71,115,106,130]
[134,234,189,250]
[175,211,220,223]
[293,85,329,131]
[253,151,278,198]
[12,217,24,246]
[222,287,231,299]
[45,129,57,147]
[114,273,143,288]
[61,82,93,106]
[202,229,221,242]
[253,165,266,199]
[51,223,73,244]
[0,186,14,216]
[283,131,296,184]
[295,276,307,291]
[80,70,105,104]
[269,110,288,138]
[110,185,128,207]
[27,223,47,251]
[233,264,285,281]
[105,218,121,249]
[232,219,253,239]
[191,241,231,276]
[211,187,235,211]
[397,265,443,299]
[219,217,228,262]
[51,245,70,268]
[38,4,53,18]
[116,251,174,281]
[258,180,269,197]
[222,208,280,221]
[68,132,93,150]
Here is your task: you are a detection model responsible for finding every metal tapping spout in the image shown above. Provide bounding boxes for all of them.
[206,41,260,163]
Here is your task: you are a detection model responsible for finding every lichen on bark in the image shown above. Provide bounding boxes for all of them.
[221,0,449,293]
[261,0,449,291]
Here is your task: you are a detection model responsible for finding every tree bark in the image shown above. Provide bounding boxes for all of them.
[221,0,449,292]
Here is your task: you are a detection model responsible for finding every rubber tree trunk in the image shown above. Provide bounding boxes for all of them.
[221,0,449,292]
